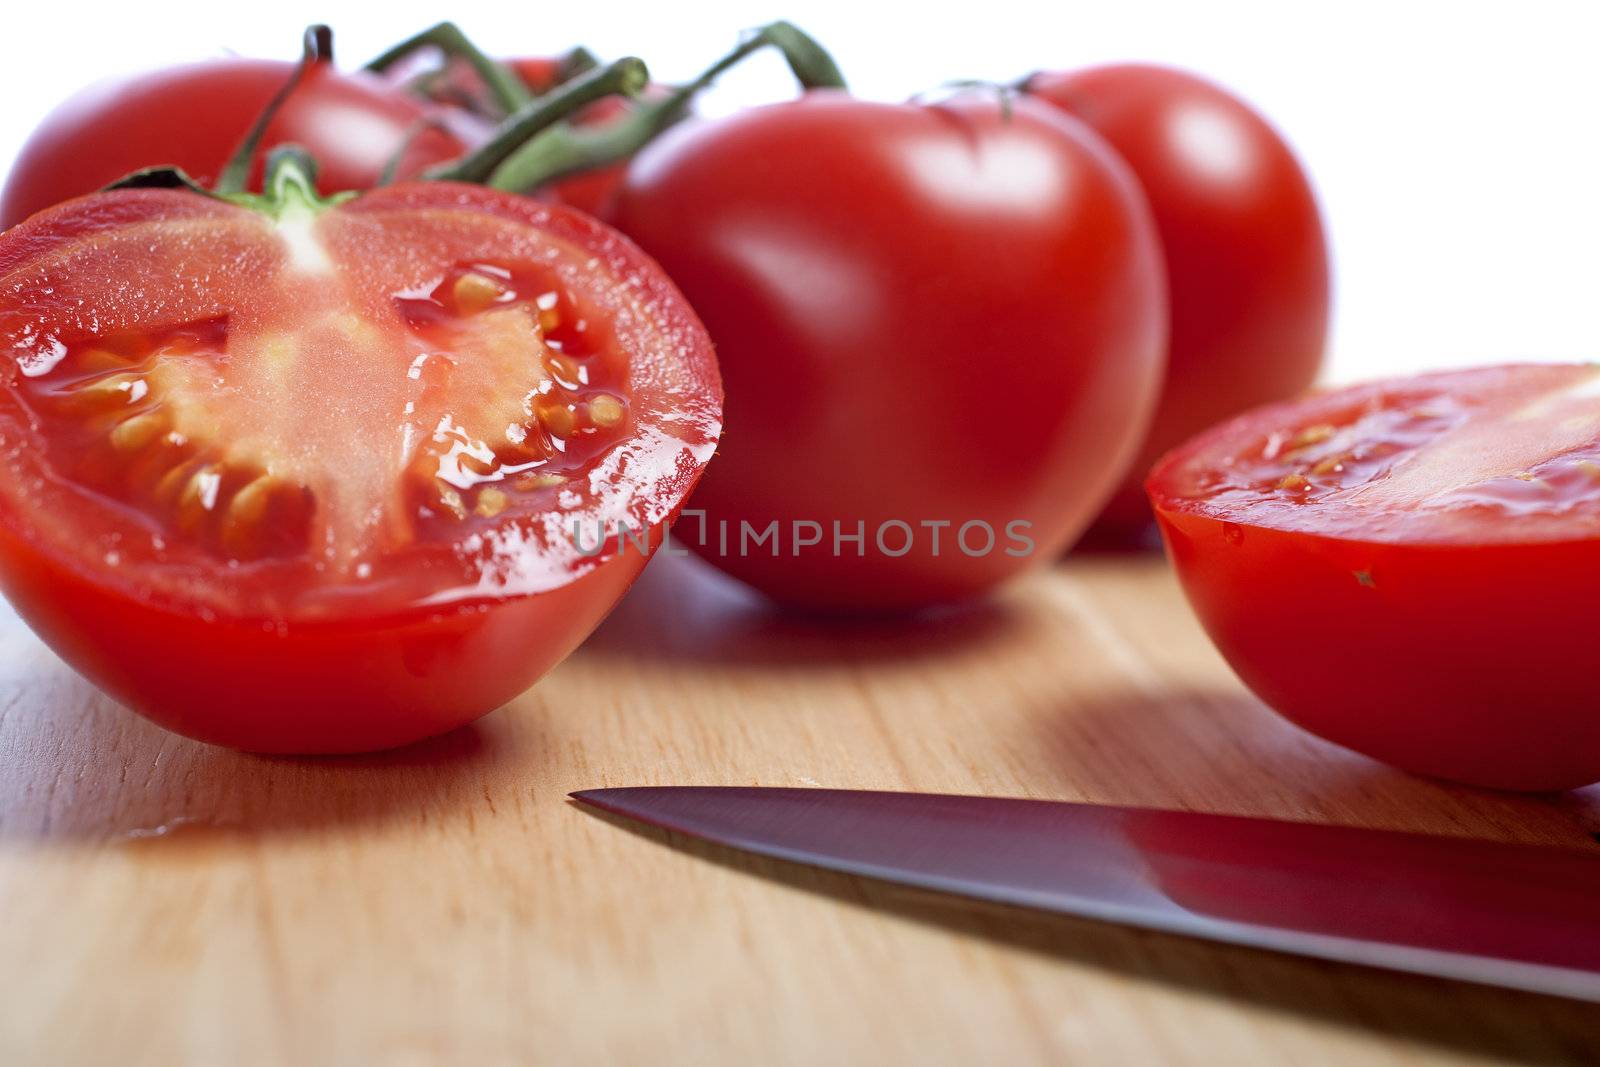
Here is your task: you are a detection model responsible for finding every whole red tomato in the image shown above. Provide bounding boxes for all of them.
[611,91,1166,610]
[0,171,720,752]
[1150,364,1600,791]
[0,52,476,228]
[1028,64,1330,544]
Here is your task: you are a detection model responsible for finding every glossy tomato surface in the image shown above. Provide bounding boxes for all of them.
[0,182,720,752]
[0,57,476,229]
[611,91,1166,610]
[1030,64,1329,542]
[1150,364,1600,791]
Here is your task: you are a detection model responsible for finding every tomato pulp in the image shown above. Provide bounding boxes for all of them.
[0,180,720,752]
[1029,65,1330,543]
[611,91,1166,610]
[0,56,477,229]
[1150,364,1600,790]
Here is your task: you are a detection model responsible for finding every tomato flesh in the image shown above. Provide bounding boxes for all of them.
[0,183,720,751]
[1150,364,1600,790]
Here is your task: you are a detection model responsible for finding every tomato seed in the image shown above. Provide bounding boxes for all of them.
[474,487,509,518]
[110,412,169,452]
[538,403,576,438]
[515,472,566,491]
[587,395,626,429]
[452,271,507,315]
[1289,424,1335,450]
[437,485,468,520]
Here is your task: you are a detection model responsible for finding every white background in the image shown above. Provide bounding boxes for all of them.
[2,0,1596,384]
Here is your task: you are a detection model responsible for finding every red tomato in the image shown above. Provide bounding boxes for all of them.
[1149,364,1600,791]
[0,56,476,229]
[1028,64,1330,544]
[0,179,720,752]
[610,91,1166,610]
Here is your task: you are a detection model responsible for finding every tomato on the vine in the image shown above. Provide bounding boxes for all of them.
[0,42,478,229]
[611,90,1166,610]
[0,171,720,752]
[1149,364,1600,791]
[1028,64,1330,544]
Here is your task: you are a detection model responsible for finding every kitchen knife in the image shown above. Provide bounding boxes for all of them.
[571,786,1600,1002]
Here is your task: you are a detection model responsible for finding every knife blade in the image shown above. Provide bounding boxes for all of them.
[570,786,1600,1002]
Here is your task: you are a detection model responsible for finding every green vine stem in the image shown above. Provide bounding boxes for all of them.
[555,47,602,85]
[108,148,350,220]
[249,146,351,218]
[214,25,333,196]
[365,21,532,115]
[487,20,846,194]
[427,58,650,185]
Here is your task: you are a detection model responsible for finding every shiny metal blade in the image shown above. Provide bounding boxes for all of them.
[572,786,1600,1002]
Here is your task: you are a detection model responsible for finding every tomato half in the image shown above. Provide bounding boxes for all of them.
[0,179,720,752]
[0,55,478,229]
[610,91,1166,610]
[1149,364,1600,791]
[1029,64,1330,544]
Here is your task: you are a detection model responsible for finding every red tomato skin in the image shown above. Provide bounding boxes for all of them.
[0,182,720,753]
[1152,492,1600,793]
[0,517,645,753]
[611,92,1166,610]
[0,58,471,229]
[1030,65,1330,542]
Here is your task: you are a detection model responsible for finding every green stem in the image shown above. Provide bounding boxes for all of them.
[555,46,601,84]
[488,21,845,194]
[258,147,328,217]
[487,115,654,194]
[427,58,649,184]
[754,20,848,91]
[215,25,333,196]
[365,21,532,115]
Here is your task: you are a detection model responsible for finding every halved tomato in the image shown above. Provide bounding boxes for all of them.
[0,176,720,753]
[1149,364,1600,791]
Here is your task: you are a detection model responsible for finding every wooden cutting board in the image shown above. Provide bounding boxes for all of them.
[1,551,1597,1065]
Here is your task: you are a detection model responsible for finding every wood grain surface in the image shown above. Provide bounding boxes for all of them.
[1,551,1598,1065]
